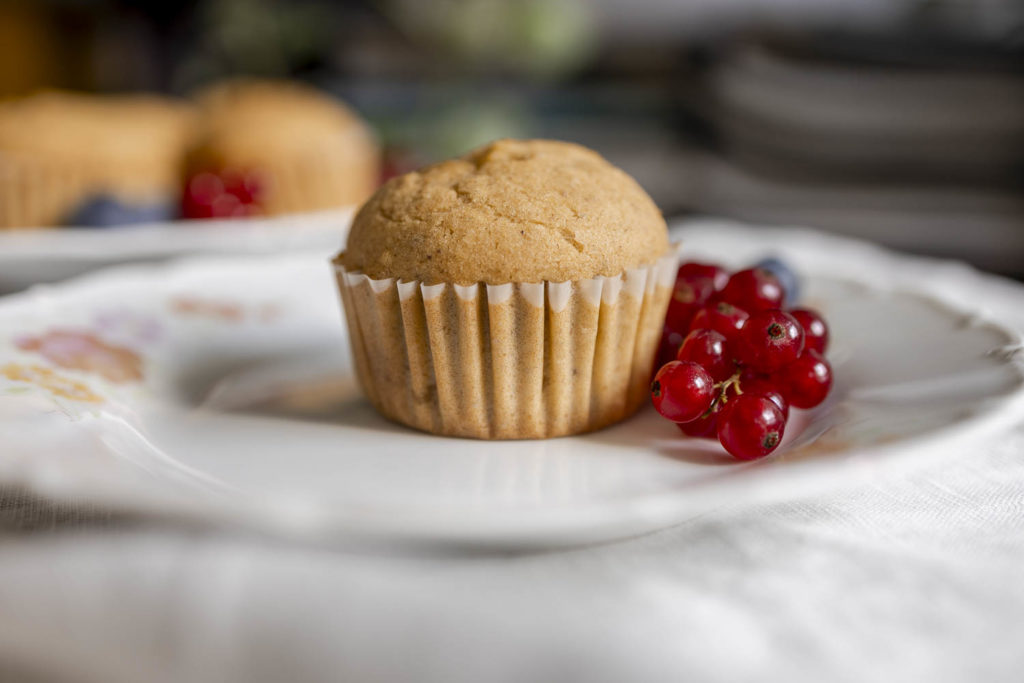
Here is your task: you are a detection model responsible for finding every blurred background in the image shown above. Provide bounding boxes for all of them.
[1,0,1022,275]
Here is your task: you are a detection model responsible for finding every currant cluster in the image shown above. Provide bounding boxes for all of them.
[650,261,833,461]
[181,170,265,219]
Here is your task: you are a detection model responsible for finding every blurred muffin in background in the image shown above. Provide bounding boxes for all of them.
[0,91,196,229]
[184,80,380,218]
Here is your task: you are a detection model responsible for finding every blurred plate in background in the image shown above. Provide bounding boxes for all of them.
[0,208,353,293]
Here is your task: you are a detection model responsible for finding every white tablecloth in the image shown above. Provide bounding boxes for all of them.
[1,236,1023,683]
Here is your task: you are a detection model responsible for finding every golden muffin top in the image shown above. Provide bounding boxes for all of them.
[340,139,668,284]
[187,79,378,169]
[0,90,195,162]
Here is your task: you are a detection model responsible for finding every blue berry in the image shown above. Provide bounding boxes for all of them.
[65,195,176,228]
[754,257,800,307]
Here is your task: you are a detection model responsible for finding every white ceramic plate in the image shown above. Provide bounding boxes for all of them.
[1,221,1022,548]
[0,209,352,293]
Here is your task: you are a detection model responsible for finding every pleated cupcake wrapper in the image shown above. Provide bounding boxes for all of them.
[335,248,679,439]
[0,154,85,228]
[0,152,181,228]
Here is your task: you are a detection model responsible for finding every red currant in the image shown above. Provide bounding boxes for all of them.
[758,389,789,423]
[776,349,832,409]
[665,278,712,334]
[221,169,263,205]
[677,409,719,438]
[689,301,749,342]
[677,262,729,292]
[738,371,790,421]
[654,327,686,374]
[676,328,732,382]
[735,309,805,373]
[182,169,265,219]
[790,308,829,354]
[651,361,715,423]
[717,394,786,461]
[181,172,223,219]
[718,268,784,312]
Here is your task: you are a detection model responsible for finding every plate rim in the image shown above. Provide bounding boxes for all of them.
[0,207,354,261]
[1,219,1023,548]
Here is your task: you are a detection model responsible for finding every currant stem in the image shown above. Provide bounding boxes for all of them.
[712,370,744,406]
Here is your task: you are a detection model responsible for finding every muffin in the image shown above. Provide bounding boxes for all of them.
[334,138,678,439]
[186,79,380,216]
[0,91,195,228]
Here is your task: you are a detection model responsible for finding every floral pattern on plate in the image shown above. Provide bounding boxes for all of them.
[1,362,104,404]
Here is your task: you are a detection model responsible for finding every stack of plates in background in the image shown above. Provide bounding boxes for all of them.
[681,38,1024,276]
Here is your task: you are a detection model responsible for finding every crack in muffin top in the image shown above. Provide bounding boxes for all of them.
[339,139,669,284]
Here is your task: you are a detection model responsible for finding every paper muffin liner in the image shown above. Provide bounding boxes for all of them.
[334,248,679,439]
[0,153,182,229]
[0,154,84,229]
